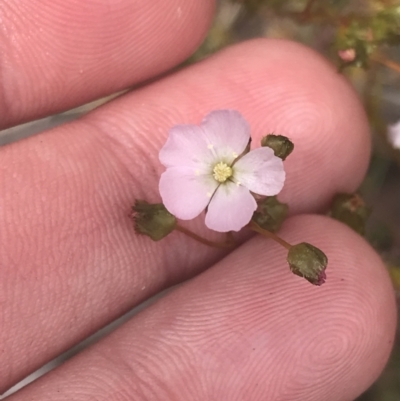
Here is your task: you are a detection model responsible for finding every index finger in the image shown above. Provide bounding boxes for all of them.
[0,0,214,128]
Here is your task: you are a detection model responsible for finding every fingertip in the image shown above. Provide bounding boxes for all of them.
[0,0,216,127]
[191,214,396,400]
[275,215,397,399]
[158,214,396,401]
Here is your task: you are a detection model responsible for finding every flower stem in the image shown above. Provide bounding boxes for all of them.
[248,220,292,250]
[301,0,317,19]
[175,225,234,249]
[372,54,400,74]
[226,231,235,244]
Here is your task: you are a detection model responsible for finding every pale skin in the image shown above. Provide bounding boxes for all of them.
[0,0,397,400]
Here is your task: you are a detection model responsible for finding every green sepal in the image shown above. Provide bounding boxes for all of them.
[287,243,328,286]
[329,193,370,235]
[132,200,177,241]
[261,134,294,161]
[252,196,289,233]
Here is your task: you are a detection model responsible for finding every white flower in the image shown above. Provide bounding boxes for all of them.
[159,110,286,232]
[388,120,400,149]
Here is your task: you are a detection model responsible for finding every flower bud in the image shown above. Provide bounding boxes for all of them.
[287,243,327,286]
[329,193,369,235]
[261,134,294,160]
[335,21,373,70]
[132,200,177,241]
[338,48,356,62]
[252,196,288,233]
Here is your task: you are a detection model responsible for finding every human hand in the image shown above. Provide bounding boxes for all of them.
[0,0,396,400]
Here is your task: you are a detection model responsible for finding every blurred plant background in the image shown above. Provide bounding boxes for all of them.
[189,0,400,399]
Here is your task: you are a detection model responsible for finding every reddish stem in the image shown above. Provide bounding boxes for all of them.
[175,225,234,249]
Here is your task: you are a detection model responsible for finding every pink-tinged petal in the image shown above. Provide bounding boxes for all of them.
[233,147,286,196]
[159,125,215,170]
[388,120,400,149]
[201,110,251,164]
[205,181,257,232]
[159,167,218,220]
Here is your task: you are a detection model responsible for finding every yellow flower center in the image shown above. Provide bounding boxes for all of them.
[213,162,233,183]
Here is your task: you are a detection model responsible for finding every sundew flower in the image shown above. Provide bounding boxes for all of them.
[388,120,400,149]
[159,110,286,232]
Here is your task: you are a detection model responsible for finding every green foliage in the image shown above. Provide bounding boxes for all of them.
[374,5,400,45]
[335,20,376,68]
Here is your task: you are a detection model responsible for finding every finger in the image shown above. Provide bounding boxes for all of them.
[0,0,214,128]
[6,215,397,401]
[0,39,370,390]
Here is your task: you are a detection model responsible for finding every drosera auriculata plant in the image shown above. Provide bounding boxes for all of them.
[132,109,328,286]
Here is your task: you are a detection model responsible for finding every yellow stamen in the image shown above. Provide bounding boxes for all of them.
[213,162,233,183]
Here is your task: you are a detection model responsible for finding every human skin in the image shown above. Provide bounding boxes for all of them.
[0,0,397,400]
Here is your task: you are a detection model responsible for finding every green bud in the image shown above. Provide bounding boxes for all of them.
[287,243,328,286]
[335,21,375,70]
[329,193,370,235]
[261,134,294,160]
[252,196,288,233]
[132,200,176,241]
